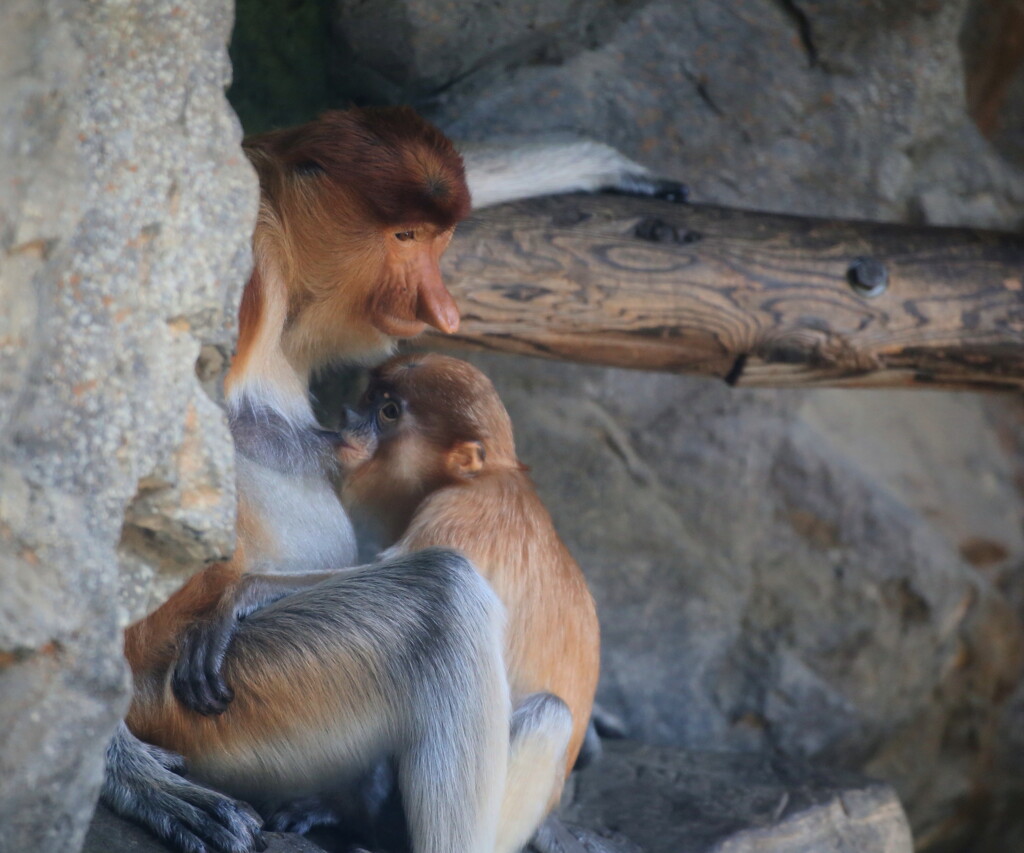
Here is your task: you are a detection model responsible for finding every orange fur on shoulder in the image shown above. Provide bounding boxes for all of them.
[243,107,470,231]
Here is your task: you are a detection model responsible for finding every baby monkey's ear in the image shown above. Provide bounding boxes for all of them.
[445,441,486,479]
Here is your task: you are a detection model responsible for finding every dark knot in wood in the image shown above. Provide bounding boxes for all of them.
[634,217,702,245]
[847,256,889,297]
[552,208,591,227]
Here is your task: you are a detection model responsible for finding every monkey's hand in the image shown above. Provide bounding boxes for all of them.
[102,722,267,853]
[172,608,240,716]
[172,571,343,715]
[172,574,284,715]
[264,796,342,835]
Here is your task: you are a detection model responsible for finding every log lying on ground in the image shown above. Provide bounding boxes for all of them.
[431,195,1024,390]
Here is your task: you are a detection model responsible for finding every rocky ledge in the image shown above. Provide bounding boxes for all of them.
[84,740,912,853]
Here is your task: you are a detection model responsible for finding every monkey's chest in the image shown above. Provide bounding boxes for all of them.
[238,458,358,571]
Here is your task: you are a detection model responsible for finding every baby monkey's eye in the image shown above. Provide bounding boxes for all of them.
[394,230,415,241]
[378,400,401,424]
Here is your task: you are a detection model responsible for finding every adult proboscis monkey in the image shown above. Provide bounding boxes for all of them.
[101,107,684,853]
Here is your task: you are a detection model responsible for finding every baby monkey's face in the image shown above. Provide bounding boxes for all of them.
[334,389,397,475]
[336,352,514,501]
[334,353,518,542]
[334,371,451,536]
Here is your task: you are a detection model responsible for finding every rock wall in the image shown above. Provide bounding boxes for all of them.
[0,2,256,852]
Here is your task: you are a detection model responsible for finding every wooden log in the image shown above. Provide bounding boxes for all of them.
[429,194,1024,390]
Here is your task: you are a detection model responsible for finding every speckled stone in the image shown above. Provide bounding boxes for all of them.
[0,1,257,851]
[453,349,1024,850]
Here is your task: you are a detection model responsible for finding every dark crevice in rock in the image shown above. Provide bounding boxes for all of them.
[774,0,819,68]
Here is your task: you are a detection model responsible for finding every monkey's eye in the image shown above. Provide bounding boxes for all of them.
[394,230,415,242]
[294,160,325,177]
[377,400,401,424]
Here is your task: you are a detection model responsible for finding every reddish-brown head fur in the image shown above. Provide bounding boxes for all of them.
[244,107,470,231]
[228,109,471,406]
[369,353,517,465]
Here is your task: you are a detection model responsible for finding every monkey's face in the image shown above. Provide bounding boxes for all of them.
[270,179,463,369]
[338,355,523,543]
[244,107,471,370]
[366,225,459,339]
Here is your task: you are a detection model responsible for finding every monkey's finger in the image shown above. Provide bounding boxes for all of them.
[204,792,265,844]
[203,634,235,708]
[264,813,307,835]
[161,816,255,853]
[171,630,200,708]
[191,628,235,714]
[158,821,210,853]
[189,670,229,716]
[173,629,226,715]
[264,795,341,835]
[181,788,264,853]
[188,627,225,713]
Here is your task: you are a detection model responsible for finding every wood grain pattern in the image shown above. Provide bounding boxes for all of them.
[429,195,1024,389]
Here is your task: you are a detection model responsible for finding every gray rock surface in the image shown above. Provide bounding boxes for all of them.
[0,2,256,852]
[331,0,1024,229]
[562,741,914,853]
[332,0,649,100]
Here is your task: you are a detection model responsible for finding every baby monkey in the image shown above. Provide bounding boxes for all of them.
[337,353,600,851]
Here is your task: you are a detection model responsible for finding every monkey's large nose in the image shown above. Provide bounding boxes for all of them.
[414,255,460,334]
